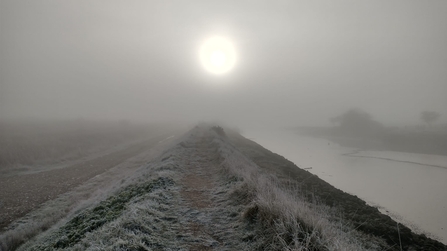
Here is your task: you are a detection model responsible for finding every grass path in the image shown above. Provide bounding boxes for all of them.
[177,135,243,250]
[14,129,251,250]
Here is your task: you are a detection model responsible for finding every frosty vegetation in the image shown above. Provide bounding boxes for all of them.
[2,125,414,250]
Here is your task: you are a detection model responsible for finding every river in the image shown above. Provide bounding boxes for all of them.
[243,129,447,244]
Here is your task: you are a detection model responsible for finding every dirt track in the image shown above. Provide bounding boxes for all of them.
[15,128,253,250]
[0,135,168,231]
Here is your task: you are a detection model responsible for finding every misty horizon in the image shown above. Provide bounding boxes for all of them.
[1,1,447,129]
[2,2,447,248]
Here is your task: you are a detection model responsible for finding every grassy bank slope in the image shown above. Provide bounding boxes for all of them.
[227,130,447,250]
[2,125,445,250]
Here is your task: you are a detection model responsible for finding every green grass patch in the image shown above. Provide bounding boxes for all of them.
[30,177,174,250]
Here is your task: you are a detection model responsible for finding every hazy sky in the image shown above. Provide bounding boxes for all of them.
[1,0,446,128]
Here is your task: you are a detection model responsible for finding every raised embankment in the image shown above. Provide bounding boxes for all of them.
[1,126,445,250]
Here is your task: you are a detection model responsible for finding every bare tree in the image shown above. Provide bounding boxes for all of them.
[420,111,441,126]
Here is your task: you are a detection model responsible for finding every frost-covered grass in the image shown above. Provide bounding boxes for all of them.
[13,127,252,250]
[5,125,387,250]
[44,177,174,249]
[213,133,382,250]
[0,158,151,251]
[0,129,179,251]
[0,199,72,251]
[16,175,176,251]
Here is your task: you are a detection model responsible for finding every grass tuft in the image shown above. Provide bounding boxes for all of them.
[214,135,379,250]
[26,177,174,250]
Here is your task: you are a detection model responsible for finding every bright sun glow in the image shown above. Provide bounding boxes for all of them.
[200,36,237,75]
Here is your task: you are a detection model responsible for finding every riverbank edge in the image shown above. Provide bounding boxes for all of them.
[227,131,447,250]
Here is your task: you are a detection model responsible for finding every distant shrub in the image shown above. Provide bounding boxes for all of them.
[211,126,226,137]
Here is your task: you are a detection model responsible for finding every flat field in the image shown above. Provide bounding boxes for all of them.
[0,120,180,231]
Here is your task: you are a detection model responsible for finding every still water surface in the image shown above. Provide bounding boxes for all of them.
[243,129,447,244]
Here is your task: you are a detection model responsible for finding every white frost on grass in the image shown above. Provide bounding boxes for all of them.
[12,126,385,250]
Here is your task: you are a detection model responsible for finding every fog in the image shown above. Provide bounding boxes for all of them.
[1,0,447,128]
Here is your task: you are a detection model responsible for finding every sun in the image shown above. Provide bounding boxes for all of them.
[199,36,237,75]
